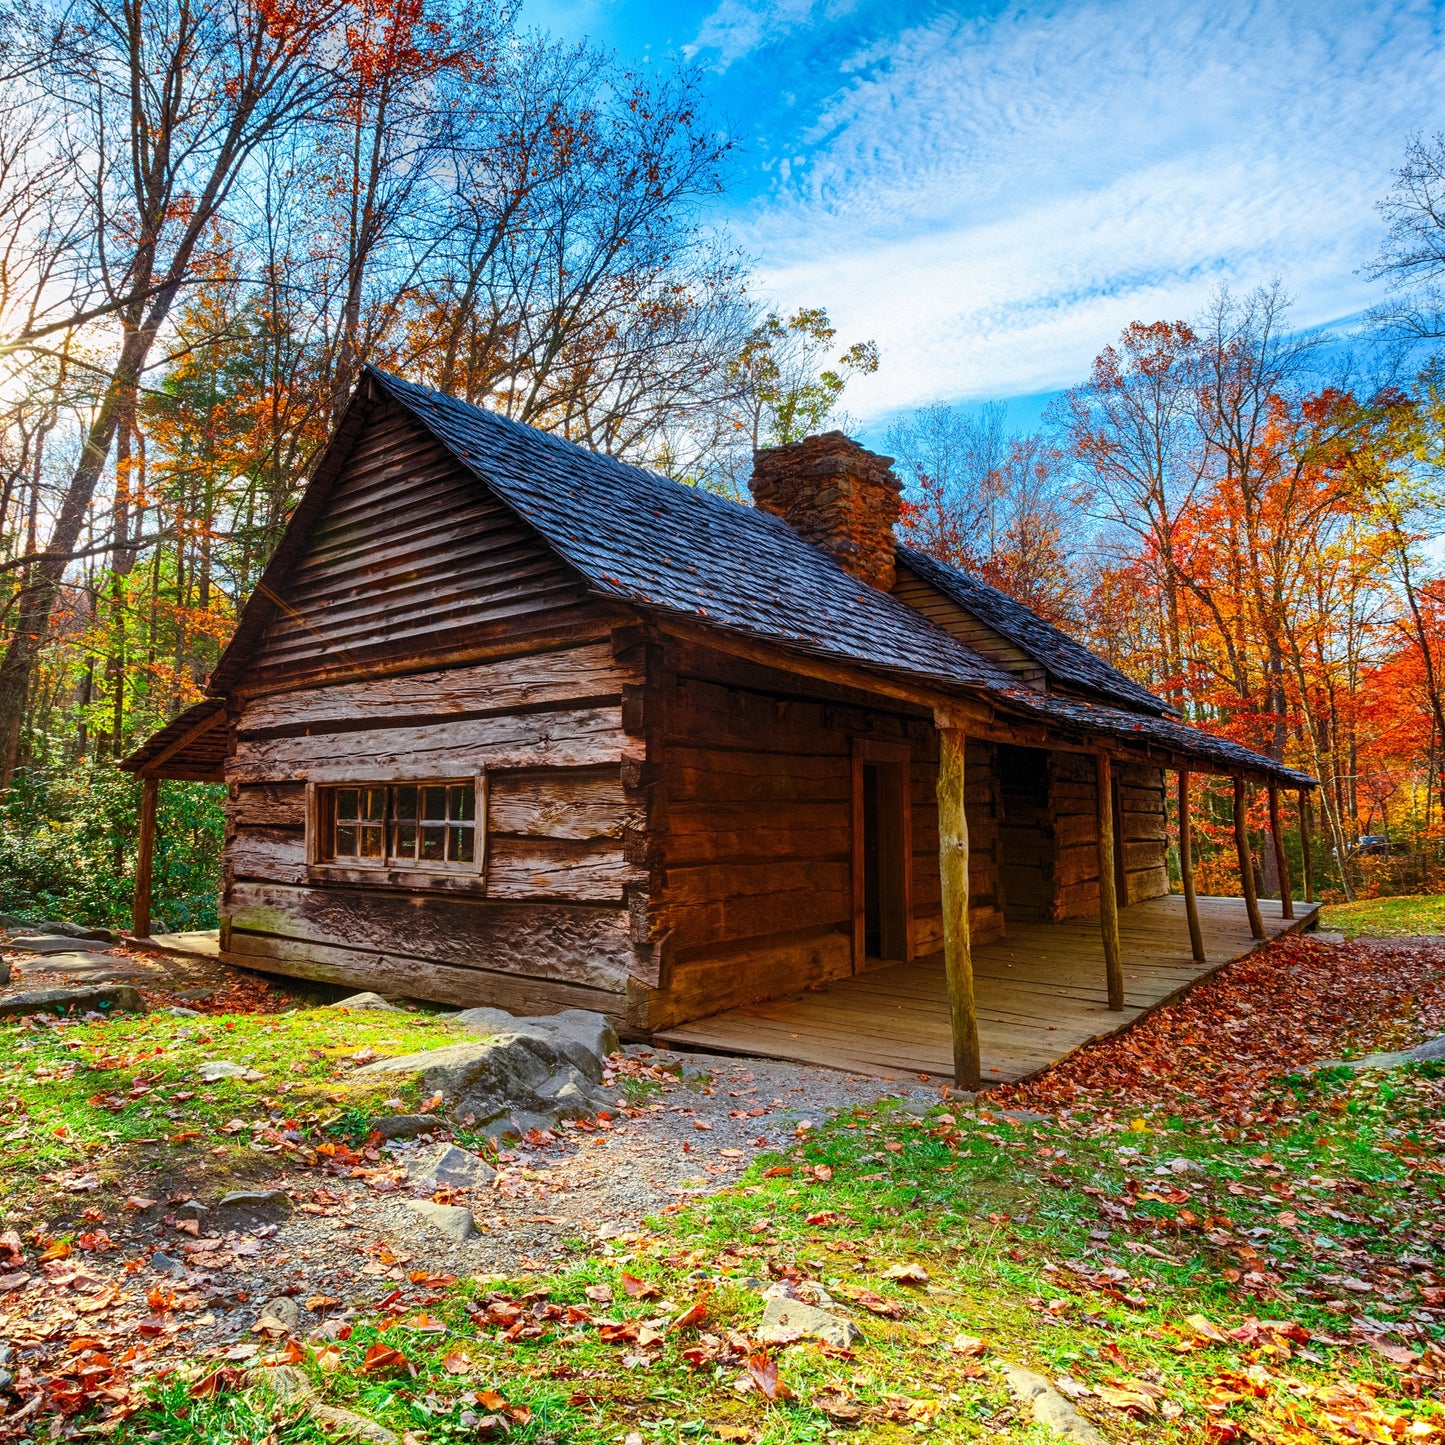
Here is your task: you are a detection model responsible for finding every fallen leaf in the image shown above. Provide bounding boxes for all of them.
[746,1351,792,1401]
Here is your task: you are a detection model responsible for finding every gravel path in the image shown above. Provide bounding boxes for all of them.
[9,1046,936,1362]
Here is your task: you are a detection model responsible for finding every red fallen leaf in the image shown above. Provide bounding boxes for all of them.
[190,1364,244,1398]
[359,1344,411,1375]
[597,1322,640,1344]
[278,1339,308,1365]
[805,1211,840,1226]
[476,1389,507,1409]
[762,1166,793,1178]
[174,1219,200,1237]
[38,1240,71,1262]
[0,1271,30,1292]
[442,1351,471,1374]
[747,1351,792,1401]
[670,1295,708,1332]
[620,1273,659,1300]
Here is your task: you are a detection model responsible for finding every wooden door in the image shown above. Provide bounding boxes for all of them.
[851,740,913,969]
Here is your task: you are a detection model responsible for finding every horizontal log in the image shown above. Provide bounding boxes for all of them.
[226,880,651,989]
[488,771,634,840]
[1054,812,1097,847]
[229,783,307,829]
[225,934,640,1031]
[1053,843,1099,887]
[666,747,850,805]
[240,642,629,736]
[649,929,854,1030]
[660,859,850,909]
[487,837,644,902]
[229,707,633,784]
[659,882,852,956]
[1122,839,1166,871]
[1120,811,1168,842]
[230,826,307,885]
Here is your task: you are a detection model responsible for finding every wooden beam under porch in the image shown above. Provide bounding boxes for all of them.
[653,894,1319,1086]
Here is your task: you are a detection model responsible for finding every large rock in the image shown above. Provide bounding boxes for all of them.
[404,1199,476,1243]
[452,1007,619,1080]
[0,984,144,1018]
[408,1143,495,1189]
[354,1008,616,1138]
[999,1362,1106,1445]
[757,1296,862,1348]
[329,992,400,1011]
[1315,1034,1445,1073]
[7,934,115,956]
[27,921,119,942]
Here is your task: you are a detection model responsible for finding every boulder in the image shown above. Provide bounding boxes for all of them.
[1315,1034,1445,1073]
[756,1296,862,1349]
[198,1060,264,1083]
[403,1199,476,1243]
[0,984,144,1019]
[29,921,119,943]
[998,1361,1106,1445]
[408,1143,495,1189]
[353,1011,614,1138]
[7,934,115,956]
[455,1006,619,1069]
[329,992,401,1011]
[0,960,9,987]
[368,1114,437,1141]
[218,1189,292,1221]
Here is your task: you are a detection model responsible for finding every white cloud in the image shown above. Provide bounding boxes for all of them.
[725,0,1445,417]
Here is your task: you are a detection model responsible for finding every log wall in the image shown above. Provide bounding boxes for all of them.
[642,639,1002,1030]
[222,636,654,1030]
[1048,754,1170,919]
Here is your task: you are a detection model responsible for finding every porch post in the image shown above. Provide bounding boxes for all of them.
[1178,767,1206,963]
[1297,788,1315,904]
[1267,784,1294,919]
[1095,751,1124,1010]
[1232,775,1266,940]
[936,722,981,1090]
[132,776,158,939]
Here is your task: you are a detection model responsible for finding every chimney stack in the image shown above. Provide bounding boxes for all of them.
[750,432,903,592]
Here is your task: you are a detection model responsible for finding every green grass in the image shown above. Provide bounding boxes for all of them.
[113,1055,1445,1445]
[0,1005,484,1210]
[1321,893,1445,936]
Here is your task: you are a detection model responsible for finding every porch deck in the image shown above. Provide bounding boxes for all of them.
[654,894,1319,1085]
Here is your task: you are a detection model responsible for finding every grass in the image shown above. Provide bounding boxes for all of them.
[1320,893,1445,937]
[103,1043,1445,1445]
[0,1004,484,1211]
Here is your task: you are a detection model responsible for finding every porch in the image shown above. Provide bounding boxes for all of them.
[654,894,1319,1085]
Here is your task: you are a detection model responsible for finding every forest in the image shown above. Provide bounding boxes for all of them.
[1,0,1445,928]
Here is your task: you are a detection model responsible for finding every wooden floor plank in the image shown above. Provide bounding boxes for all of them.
[655,895,1319,1085]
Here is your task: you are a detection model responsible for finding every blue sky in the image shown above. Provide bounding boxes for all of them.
[522,0,1445,432]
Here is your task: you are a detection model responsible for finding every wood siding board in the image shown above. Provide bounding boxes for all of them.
[227,880,650,989]
[228,707,632,784]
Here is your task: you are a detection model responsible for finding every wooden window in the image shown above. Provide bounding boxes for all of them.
[318,781,480,872]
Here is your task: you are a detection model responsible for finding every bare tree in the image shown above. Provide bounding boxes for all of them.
[0,0,347,783]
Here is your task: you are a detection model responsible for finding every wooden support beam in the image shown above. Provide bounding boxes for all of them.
[1178,767,1206,963]
[133,777,158,939]
[1233,775,1265,939]
[936,723,981,1090]
[1095,751,1124,1010]
[1297,788,1315,904]
[1267,785,1294,919]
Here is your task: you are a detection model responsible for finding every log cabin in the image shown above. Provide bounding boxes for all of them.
[122,367,1317,1086]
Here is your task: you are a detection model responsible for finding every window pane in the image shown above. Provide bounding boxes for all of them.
[393,822,417,859]
[420,825,446,861]
[394,786,417,820]
[337,789,359,822]
[361,788,384,822]
[423,786,447,821]
[335,824,357,857]
[450,785,474,821]
[450,826,474,863]
[360,824,383,859]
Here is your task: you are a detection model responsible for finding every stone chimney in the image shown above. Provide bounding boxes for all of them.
[750,432,903,592]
